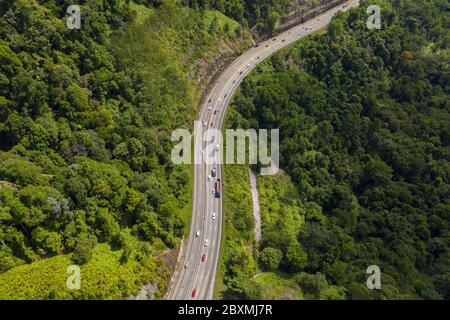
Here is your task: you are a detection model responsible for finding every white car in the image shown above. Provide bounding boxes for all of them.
[212,212,216,220]
[204,239,209,247]
[196,230,200,237]
[207,174,212,181]
[208,106,212,110]
[216,144,220,151]
[184,263,188,269]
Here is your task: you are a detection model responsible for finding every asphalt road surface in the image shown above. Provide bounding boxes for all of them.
[168,0,360,300]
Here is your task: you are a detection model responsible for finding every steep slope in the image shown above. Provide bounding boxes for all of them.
[0,0,250,299]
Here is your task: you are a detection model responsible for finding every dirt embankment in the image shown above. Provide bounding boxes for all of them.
[249,169,262,246]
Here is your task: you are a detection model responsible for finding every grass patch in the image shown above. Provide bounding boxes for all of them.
[130,1,154,25]
[0,243,156,300]
[214,163,256,299]
[180,163,194,236]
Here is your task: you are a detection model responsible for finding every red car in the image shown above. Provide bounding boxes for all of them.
[191,289,197,297]
[201,254,206,262]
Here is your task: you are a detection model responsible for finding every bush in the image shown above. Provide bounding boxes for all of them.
[260,247,282,271]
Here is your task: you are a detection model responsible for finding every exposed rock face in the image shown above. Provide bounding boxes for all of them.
[253,0,348,41]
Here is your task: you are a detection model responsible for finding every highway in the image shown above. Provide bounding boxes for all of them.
[167,0,360,300]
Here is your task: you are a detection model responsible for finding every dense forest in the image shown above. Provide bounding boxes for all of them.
[0,0,251,299]
[223,0,449,299]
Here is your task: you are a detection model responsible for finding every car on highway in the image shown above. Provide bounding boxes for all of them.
[196,230,200,237]
[309,27,313,30]
[216,144,220,151]
[265,44,269,48]
[184,263,188,269]
[211,168,216,177]
[212,212,216,220]
[208,174,211,181]
[201,254,206,262]
[215,179,221,198]
[191,289,197,297]
[204,239,209,247]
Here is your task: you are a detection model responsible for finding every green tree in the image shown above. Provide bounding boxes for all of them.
[259,247,282,271]
[267,11,280,34]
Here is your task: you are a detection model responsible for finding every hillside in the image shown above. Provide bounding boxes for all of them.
[222,0,449,299]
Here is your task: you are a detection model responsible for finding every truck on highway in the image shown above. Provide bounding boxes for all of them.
[215,179,221,198]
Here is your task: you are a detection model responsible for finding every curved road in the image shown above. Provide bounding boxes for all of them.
[168,0,360,300]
